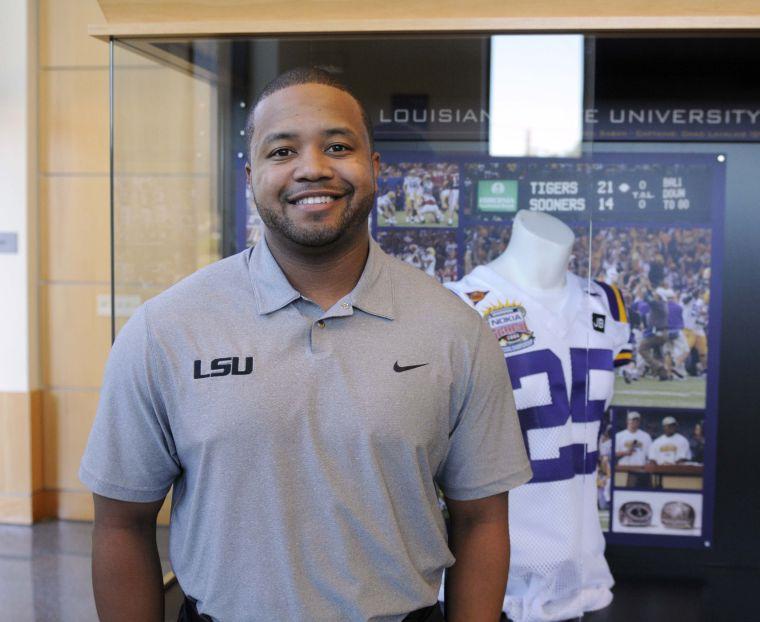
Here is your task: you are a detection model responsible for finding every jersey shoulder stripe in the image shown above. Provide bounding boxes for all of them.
[614,350,633,367]
[594,279,628,323]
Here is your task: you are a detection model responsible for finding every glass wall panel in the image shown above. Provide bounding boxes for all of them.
[110,33,760,619]
[112,40,221,332]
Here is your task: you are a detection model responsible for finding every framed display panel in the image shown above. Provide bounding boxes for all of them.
[366,149,724,552]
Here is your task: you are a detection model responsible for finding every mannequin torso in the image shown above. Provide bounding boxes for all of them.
[487,210,575,306]
[444,210,633,621]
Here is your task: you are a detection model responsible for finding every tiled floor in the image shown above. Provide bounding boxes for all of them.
[0,519,172,622]
[3,521,757,621]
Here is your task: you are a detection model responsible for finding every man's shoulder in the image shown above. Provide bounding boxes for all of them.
[383,253,481,327]
[143,250,251,326]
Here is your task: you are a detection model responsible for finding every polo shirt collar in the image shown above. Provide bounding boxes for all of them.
[248,236,301,314]
[350,238,395,320]
[248,235,395,320]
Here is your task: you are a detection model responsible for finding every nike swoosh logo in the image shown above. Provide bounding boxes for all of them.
[394,361,428,373]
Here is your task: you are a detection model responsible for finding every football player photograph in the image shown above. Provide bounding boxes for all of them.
[649,416,693,465]
[79,67,531,622]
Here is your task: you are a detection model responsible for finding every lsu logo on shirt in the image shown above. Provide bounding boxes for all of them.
[193,356,253,379]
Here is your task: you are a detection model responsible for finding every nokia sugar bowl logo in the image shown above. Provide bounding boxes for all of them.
[193,356,253,379]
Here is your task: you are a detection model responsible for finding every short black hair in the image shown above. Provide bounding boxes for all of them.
[245,66,374,157]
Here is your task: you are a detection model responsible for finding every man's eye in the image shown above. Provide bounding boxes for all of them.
[270,147,294,158]
[326,144,351,153]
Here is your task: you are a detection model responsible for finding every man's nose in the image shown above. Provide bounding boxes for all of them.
[293,146,333,181]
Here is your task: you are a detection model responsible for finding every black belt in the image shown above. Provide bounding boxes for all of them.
[404,602,444,622]
[179,596,443,621]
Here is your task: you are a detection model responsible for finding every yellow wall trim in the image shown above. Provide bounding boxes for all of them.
[90,15,760,40]
[95,0,760,22]
[91,1,760,38]
[0,390,44,524]
[0,495,34,525]
[39,490,94,521]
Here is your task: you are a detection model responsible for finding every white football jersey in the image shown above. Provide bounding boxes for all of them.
[377,193,394,212]
[649,433,691,465]
[444,264,632,622]
[683,296,707,335]
[615,429,652,466]
[421,251,437,276]
[404,175,422,194]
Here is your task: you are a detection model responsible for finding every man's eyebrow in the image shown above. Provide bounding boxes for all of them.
[260,131,298,146]
[258,127,358,147]
[322,127,359,140]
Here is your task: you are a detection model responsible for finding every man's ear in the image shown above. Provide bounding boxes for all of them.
[245,162,257,208]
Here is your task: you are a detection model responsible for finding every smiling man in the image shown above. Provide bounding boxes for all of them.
[80,67,530,622]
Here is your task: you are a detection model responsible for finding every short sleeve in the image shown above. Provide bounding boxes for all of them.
[79,305,181,502]
[437,320,532,500]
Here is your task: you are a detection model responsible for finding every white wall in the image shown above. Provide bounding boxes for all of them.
[0,0,37,392]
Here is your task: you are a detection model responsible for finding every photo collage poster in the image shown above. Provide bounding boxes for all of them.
[369,152,725,549]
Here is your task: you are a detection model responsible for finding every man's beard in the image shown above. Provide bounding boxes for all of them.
[254,187,375,248]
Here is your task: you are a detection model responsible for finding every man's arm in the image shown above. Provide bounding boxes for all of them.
[92,493,165,622]
[444,492,509,622]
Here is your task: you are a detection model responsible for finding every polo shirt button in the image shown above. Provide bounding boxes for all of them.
[340,302,350,309]
[317,320,326,328]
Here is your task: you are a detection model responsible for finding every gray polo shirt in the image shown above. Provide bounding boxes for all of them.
[80,237,531,622]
